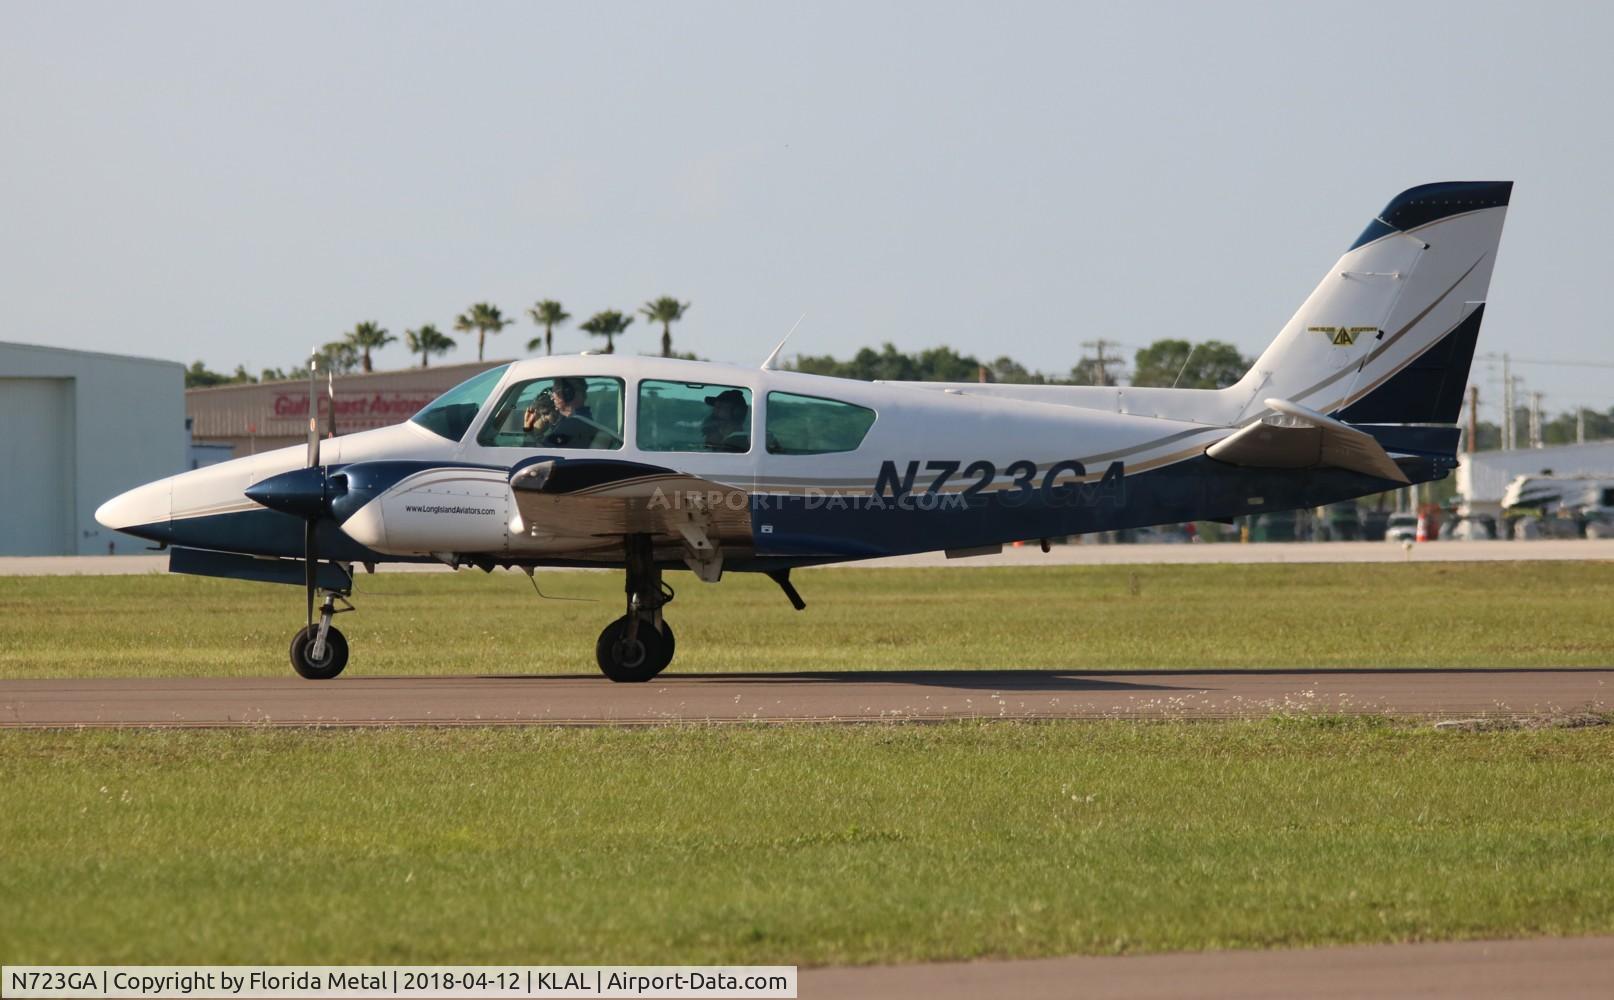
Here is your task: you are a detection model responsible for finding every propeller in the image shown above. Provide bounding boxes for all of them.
[304,350,323,631]
[245,350,342,632]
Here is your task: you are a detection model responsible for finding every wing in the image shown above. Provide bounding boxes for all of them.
[1206,397,1410,484]
[508,458,752,580]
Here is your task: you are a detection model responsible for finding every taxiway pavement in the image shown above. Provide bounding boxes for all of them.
[6,537,1614,576]
[801,935,1614,1000]
[2,669,1607,728]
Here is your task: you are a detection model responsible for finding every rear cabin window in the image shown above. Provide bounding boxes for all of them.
[475,376,625,449]
[637,380,752,453]
[765,391,876,455]
[410,364,510,441]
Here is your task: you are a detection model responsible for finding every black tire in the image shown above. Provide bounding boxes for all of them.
[595,616,675,682]
[289,625,349,680]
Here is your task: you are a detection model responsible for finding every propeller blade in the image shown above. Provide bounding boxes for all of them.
[305,519,317,630]
[307,351,320,468]
[301,351,328,633]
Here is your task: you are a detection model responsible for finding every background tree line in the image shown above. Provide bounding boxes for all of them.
[788,338,1250,389]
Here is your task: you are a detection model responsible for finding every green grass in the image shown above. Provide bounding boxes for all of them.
[2,562,1612,678]
[2,720,1612,964]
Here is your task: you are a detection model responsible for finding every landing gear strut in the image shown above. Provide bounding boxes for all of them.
[596,535,675,682]
[290,589,353,680]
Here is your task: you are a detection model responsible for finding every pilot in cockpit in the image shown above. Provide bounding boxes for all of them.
[701,388,750,452]
[521,389,559,442]
[524,377,595,448]
[555,377,593,419]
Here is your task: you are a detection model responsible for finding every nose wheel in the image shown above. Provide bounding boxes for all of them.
[597,534,676,682]
[290,589,353,680]
[290,623,349,679]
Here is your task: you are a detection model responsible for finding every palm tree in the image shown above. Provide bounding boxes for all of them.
[316,340,359,375]
[345,321,395,373]
[578,310,633,354]
[639,296,691,358]
[452,310,475,357]
[526,299,571,356]
[404,324,456,368]
[455,302,514,362]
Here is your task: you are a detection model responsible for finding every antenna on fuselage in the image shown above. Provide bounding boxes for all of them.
[761,312,807,370]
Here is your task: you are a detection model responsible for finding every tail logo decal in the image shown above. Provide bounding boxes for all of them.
[1308,326,1378,347]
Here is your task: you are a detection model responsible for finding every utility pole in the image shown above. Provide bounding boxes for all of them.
[1577,407,1586,445]
[1466,385,1479,454]
[1528,391,1544,449]
[1080,339,1120,387]
[1501,353,1515,450]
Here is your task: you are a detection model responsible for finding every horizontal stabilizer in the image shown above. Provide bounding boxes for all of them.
[1206,398,1409,484]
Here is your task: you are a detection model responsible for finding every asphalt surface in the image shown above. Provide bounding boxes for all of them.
[2,668,1608,727]
[7,538,1614,575]
[801,936,1614,999]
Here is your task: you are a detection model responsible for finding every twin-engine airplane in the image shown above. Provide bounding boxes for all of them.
[97,181,1511,682]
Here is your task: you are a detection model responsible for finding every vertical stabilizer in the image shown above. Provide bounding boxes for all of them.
[1232,182,1510,427]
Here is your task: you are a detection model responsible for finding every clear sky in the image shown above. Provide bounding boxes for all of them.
[4,1,1612,425]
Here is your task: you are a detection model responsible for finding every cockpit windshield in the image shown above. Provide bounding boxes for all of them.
[409,364,510,441]
[477,375,625,449]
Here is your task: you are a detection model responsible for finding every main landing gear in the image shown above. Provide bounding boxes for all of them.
[596,535,676,682]
[290,588,353,680]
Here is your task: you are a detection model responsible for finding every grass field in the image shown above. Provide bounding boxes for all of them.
[3,719,1612,965]
[1,562,1611,678]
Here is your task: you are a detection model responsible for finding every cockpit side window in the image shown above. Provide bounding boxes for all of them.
[765,392,877,454]
[409,365,510,441]
[638,380,752,453]
[475,375,625,450]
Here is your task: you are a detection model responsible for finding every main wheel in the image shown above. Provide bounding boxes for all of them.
[595,616,675,682]
[289,625,349,680]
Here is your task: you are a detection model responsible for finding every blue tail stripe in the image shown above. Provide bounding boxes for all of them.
[1335,304,1484,424]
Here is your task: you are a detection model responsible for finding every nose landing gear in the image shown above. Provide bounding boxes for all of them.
[596,535,676,682]
[290,589,353,680]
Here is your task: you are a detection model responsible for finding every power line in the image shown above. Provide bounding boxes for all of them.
[1478,352,1614,369]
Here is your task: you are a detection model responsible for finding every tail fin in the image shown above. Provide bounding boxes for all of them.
[1234,181,1511,427]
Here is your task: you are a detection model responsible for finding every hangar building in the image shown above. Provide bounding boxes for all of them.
[186,359,513,457]
[1456,440,1614,515]
[0,341,187,555]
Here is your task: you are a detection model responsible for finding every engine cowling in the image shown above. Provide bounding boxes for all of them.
[332,462,511,557]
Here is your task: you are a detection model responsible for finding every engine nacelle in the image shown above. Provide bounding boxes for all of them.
[335,462,511,557]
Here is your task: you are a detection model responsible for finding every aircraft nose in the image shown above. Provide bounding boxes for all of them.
[95,479,172,533]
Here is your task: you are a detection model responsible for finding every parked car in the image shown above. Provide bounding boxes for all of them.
[1385,513,1419,543]
[1325,501,1363,541]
